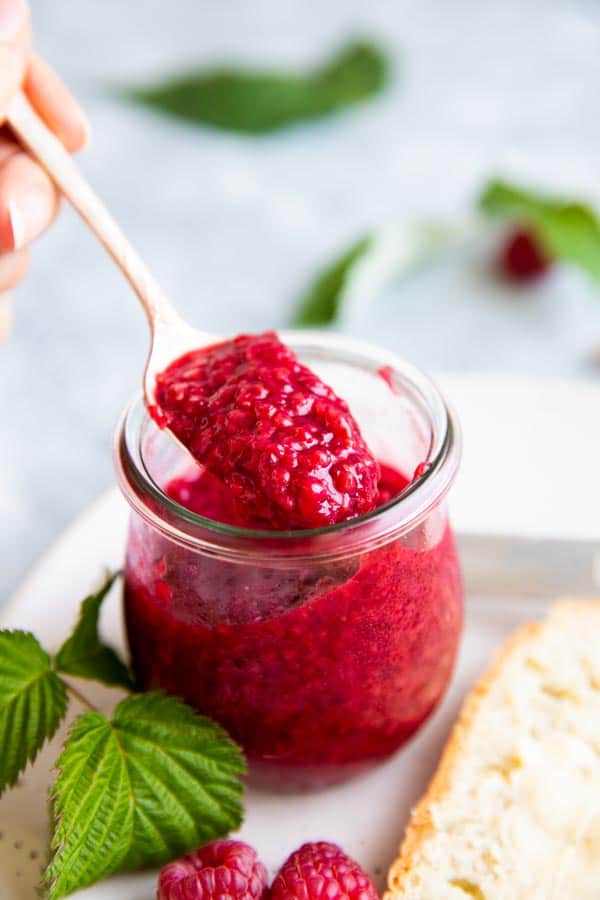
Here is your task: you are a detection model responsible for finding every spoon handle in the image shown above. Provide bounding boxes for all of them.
[7,90,177,330]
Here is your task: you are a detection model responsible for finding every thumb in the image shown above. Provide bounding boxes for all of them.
[0,0,30,122]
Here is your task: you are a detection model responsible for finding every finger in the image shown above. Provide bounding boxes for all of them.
[24,53,90,152]
[0,0,30,121]
[0,292,13,342]
[0,246,27,290]
[0,151,58,251]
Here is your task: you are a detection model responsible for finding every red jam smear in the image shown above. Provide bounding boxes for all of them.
[124,463,463,789]
[153,332,380,530]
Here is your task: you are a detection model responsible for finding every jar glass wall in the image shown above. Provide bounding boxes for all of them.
[115,334,463,790]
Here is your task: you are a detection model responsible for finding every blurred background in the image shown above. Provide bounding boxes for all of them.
[3,0,600,597]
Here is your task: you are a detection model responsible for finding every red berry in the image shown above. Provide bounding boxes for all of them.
[157,839,268,900]
[499,226,553,283]
[269,841,378,900]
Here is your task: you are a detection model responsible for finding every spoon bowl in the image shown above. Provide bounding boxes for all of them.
[143,309,215,408]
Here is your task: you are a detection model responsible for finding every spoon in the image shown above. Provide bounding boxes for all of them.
[6,90,219,408]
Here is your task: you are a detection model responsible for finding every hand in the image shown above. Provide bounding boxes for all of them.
[0,0,89,338]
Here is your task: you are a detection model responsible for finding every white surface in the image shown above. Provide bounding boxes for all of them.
[4,0,600,598]
[1,374,599,896]
[442,374,600,541]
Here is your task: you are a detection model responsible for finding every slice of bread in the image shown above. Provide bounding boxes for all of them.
[385,600,600,900]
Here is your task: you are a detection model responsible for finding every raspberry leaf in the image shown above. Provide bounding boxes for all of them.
[0,631,68,794]
[480,179,600,281]
[55,571,134,690]
[126,41,388,134]
[45,692,245,899]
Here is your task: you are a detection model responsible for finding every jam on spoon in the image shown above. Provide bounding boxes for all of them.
[153,331,380,530]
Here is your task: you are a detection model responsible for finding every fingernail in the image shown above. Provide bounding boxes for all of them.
[0,0,24,42]
[7,174,56,250]
[7,197,26,250]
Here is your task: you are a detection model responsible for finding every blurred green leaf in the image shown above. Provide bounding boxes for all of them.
[126,41,389,134]
[294,221,459,326]
[480,178,600,281]
[295,237,372,326]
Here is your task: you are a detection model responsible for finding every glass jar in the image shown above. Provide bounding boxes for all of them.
[115,333,463,790]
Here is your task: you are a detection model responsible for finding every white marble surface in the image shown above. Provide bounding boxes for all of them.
[3,0,600,600]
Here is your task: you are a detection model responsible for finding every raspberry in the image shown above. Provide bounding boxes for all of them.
[157,839,268,900]
[269,842,378,900]
[499,226,552,283]
[154,332,380,529]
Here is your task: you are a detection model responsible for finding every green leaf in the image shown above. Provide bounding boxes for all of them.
[294,221,459,326]
[479,179,548,218]
[126,40,388,134]
[45,692,245,899]
[480,178,600,282]
[0,631,67,794]
[55,572,133,691]
[295,237,372,325]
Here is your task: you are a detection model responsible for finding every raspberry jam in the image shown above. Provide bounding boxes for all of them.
[153,332,379,529]
[117,336,463,789]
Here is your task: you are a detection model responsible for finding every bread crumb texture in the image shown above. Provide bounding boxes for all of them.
[386,599,600,900]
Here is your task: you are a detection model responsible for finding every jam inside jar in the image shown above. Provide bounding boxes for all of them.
[115,334,463,790]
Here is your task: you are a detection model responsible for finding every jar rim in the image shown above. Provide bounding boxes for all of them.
[114,331,461,564]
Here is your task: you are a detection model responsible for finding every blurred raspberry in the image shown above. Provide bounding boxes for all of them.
[269,841,378,900]
[499,226,552,283]
[158,839,268,900]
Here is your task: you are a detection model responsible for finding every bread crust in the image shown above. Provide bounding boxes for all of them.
[384,597,600,899]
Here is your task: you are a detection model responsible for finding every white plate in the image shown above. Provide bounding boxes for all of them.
[1,491,599,899]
